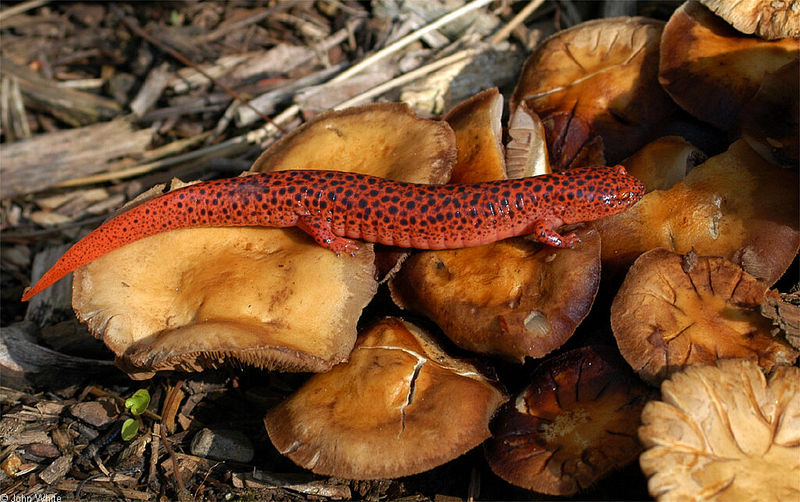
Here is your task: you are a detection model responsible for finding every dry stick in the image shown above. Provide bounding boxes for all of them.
[0,0,50,21]
[149,423,161,489]
[490,0,547,44]
[199,0,301,42]
[160,425,187,495]
[112,7,282,132]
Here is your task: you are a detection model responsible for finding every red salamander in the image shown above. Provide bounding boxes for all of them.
[21,165,645,301]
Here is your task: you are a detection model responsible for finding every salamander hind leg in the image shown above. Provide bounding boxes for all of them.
[295,214,360,256]
[531,220,580,249]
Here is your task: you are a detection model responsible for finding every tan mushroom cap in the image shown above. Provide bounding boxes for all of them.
[74,224,377,379]
[612,249,798,385]
[443,87,506,183]
[639,359,800,501]
[505,101,551,178]
[511,17,676,163]
[659,1,799,130]
[486,345,655,496]
[621,136,706,192]
[390,228,601,361]
[251,102,456,184]
[593,140,800,285]
[699,0,800,39]
[264,317,507,479]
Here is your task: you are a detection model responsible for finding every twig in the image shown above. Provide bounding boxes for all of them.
[331,0,494,83]
[490,0,547,44]
[111,5,283,132]
[199,1,301,42]
[160,425,187,495]
[148,423,161,490]
[334,47,483,110]
[0,0,50,21]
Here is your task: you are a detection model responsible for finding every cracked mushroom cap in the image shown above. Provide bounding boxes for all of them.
[505,101,551,179]
[73,208,377,379]
[486,345,655,496]
[250,102,456,184]
[511,16,676,164]
[593,139,800,285]
[390,228,601,361]
[699,0,800,39]
[659,1,799,131]
[639,359,800,501]
[611,248,799,385]
[264,317,507,479]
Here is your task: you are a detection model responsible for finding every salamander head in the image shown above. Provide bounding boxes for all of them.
[554,165,646,224]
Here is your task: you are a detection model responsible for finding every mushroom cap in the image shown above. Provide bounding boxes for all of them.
[639,359,800,501]
[443,87,507,183]
[659,1,799,130]
[73,225,377,379]
[511,16,676,163]
[621,136,706,192]
[611,248,798,385]
[486,345,655,495]
[699,0,800,39]
[251,102,456,184]
[264,317,507,479]
[390,229,601,361]
[593,139,800,285]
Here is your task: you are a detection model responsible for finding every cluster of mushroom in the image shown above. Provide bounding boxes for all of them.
[60,0,798,497]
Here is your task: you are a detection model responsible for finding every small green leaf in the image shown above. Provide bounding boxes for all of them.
[125,389,151,416]
[121,418,140,441]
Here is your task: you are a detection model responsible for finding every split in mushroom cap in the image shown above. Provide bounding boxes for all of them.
[264,317,507,479]
[593,139,800,285]
[486,345,655,496]
[639,359,800,501]
[511,16,677,164]
[659,0,799,131]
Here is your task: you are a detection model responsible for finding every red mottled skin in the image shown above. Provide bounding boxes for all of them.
[21,165,644,301]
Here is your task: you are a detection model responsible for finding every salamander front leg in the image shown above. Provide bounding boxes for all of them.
[531,220,580,249]
[296,215,360,256]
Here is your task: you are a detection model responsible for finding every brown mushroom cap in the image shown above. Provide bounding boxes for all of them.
[738,60,799,167]
[250,102,456,184]
[486,345,655,496]
[593,139,800,285]
[511,17,676,163]
[74,224,377,379]
[699,0,800,39]
[611,248,799,385]
[264,317,507,479]
[621,136,706,192]
[443,87,506,183]
[659,1,799,130]
[390,228,601,361]
[639,359,800,501]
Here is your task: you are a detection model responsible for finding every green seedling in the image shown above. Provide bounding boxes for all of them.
[122,389,151,441]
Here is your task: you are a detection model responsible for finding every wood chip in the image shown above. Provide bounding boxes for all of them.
[39,454,73,484]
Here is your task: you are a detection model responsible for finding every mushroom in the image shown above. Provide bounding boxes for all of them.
[511,16,677,164]
[390,228,602,361]
[659,1,799,131]
[251,102,455,184]
[699,0,800,39]
[611,248,799,385]
[486,345,655,496]
[442,87,506,183]
[504,101,551,179]
[639,359,800,501]
[593,139,800,285]
[620,136,706,192]
[264,317,507,479]
[73,188,377,379]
